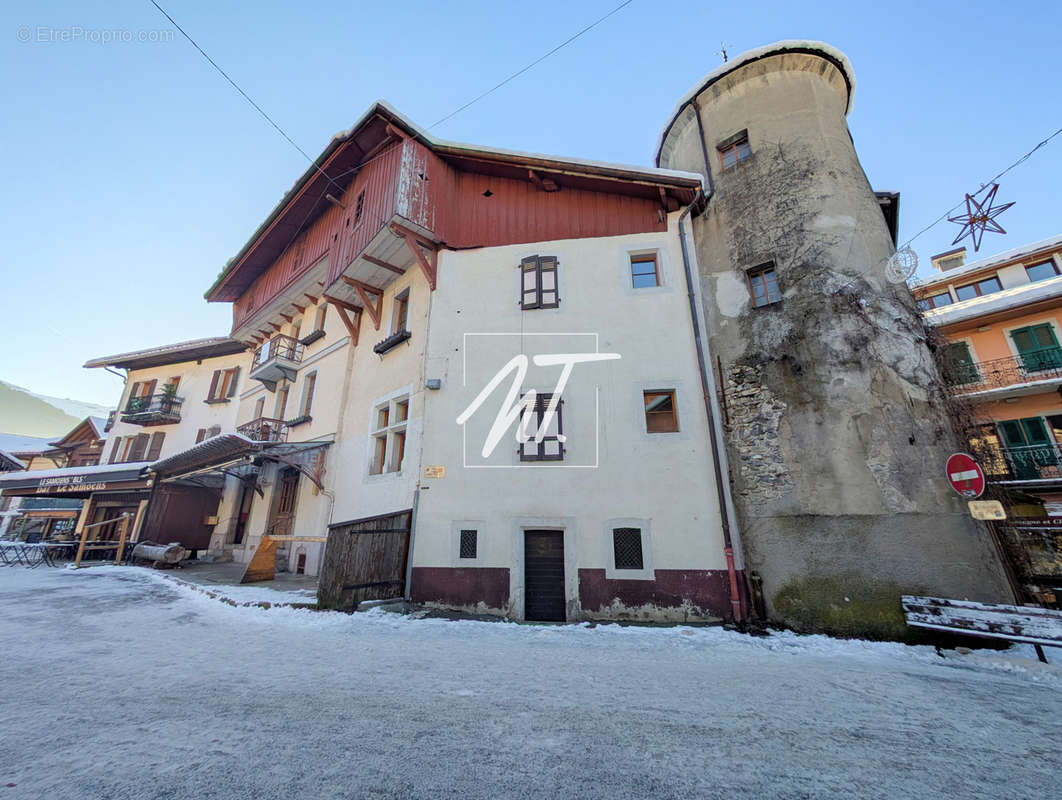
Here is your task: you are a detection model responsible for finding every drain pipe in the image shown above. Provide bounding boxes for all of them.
[677,196,747,623]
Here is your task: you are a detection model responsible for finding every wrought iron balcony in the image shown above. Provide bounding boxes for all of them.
[944,347,1062,394]
[236,417,288,443]
[985,443,1062,483]
[104,410,117,432]
[250,334,304,389]
[120,394,183,426]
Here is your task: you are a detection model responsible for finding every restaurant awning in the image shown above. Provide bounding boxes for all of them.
[149,433,331,491]
[0,462,153,499]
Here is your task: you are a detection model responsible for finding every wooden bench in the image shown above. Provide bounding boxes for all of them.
[902,595,1062,663]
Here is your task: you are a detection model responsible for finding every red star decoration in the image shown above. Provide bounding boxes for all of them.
[947,183,1015,252]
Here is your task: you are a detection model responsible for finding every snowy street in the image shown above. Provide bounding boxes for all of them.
[1,568,1059,799]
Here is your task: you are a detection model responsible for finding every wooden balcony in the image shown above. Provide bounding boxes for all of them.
[236,417,288,443]
[119,394,183,426]
[249,335,303,390]
[944,348,1062,397]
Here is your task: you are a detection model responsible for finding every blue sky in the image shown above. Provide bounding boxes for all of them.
[1,0,1059,407]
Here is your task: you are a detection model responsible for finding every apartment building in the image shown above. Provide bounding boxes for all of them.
[201,101,740,621]
[913,234,1062,605]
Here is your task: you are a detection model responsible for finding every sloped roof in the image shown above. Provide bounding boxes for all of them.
[0,433,53,456]
[205,100,705,303]
[84,337,248,371]
[910,232,1062,290]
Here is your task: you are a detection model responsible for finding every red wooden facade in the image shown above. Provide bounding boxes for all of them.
[213,105,701,333]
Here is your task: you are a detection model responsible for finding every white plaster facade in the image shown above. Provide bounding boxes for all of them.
[411,220,730,620]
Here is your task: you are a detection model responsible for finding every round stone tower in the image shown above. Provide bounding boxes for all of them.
[657,42,1012,636]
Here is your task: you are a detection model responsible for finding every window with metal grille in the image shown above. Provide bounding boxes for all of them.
[613,528,644,570]
[459,529,478,559]
[520,255,559,309]
[748,264,781,307]
[519,393,564,461]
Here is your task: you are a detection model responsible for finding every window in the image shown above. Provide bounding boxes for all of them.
[519,393,564,461]
[520,255,559,309]
[1026,261,1060,283]
[195,428,207,444]
[644,390,678,433]
[917,291,954,311]
[167,376,181,392]
[717,130,751,171]
[630,254,659,288]
[941,342,979,385]
[1011,324,1062,371]
[314,304,327,333]
[299,372,317,419]
[748,264,780,307]
[207,367,239,402]
[253,397,265,419]
[291,319,302,342]
[370,395,410,475]
[459,529,478,559]
[275,385,289,420]
[954,276,1002,301]
[613,528,644,570]
[354,190,365,224]
[392,289,410,333]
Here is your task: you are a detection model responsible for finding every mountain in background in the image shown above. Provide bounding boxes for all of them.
[0,381,111,438]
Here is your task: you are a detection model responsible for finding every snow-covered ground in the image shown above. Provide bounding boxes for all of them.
[0,567,1059,799]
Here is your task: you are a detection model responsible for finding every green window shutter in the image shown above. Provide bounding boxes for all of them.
[942,342,977,384]
[1012,324,1062,371]
[999,420,1026,448]
[1020,417,1050,445]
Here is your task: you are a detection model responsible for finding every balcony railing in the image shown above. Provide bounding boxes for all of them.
[252,335,304,370]
[236,417,288,443]
[944,347,1062,394]
[984,443,1062,482]
[104,410,117,432]
[119,394,183,425]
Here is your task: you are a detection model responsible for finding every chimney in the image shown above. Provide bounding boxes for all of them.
[931,247,966,272]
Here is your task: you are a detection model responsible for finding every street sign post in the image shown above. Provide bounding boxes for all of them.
[946,453,985,499]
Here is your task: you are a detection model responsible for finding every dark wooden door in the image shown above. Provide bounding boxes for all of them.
[524,530,565,621]
[270,468,299,537]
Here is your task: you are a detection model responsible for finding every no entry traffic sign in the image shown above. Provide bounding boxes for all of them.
[946,453,985,499]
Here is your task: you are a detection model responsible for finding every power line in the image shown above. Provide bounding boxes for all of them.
[430,0,636,128]
[147,0,343,194]
[901,124,1062,252]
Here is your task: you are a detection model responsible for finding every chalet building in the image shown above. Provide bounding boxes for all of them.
[0,338,249,552]
[201,101,739,620]
[912,234,1062,605]
[0,418,105,540]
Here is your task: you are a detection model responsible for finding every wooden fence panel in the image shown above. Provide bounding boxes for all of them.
[318,510,412,611]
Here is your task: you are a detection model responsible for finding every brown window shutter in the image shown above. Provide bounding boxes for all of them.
[108,437,122,464]
[195,428,207,443]
[146,432,166,461]
[520,256,540,309]
[207,370,221,400]
[143,379,157,398]
[227,368,240,398]
[129,433,150,462]
[539,257,559,308]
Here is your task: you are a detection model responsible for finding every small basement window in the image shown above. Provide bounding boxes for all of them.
[717,130,751,171]
[748,264,780,307]
[459,529,478,559]
[613,528,644,570]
